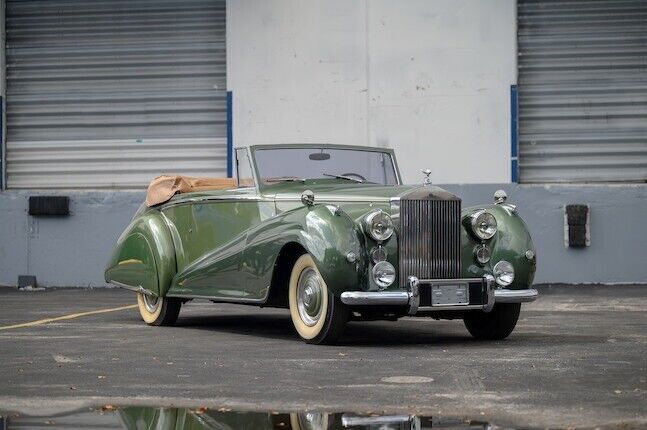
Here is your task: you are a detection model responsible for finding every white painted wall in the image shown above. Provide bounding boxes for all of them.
[227,0,517,184]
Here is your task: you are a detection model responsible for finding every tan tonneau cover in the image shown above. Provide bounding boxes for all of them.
[146,175,236,207]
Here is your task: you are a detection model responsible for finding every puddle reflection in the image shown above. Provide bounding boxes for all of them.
[1,406,493,430]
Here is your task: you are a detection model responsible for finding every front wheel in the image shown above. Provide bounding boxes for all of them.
[463,303,521,340]
[288,254,349,344]
[136,292,181,326]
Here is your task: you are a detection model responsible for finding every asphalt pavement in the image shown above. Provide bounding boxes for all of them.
[0,285,645,428]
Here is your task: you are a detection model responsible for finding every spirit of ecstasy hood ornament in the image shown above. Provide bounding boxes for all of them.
[421,169,432,185]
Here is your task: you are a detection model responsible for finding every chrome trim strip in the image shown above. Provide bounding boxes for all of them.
[161,193,267,208]
[165,293,267,303]
[417,277,485,283]
[341,415,414,427]
[494,288,538,303]
[389,197,400,234]
[340,291,410,305]
[110,281,154,296]
[273,196,392,203]
[417,304,487,311]
[168,195,395,205]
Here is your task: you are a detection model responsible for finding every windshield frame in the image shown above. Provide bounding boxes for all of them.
[239,144,402,190]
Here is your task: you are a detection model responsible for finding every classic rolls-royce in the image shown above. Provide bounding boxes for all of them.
[105,144,537,344]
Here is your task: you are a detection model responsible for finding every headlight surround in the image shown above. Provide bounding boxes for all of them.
[365,210,394,242]
[470,209,497,240]
[372,261,396,288]
[493,260,515,286]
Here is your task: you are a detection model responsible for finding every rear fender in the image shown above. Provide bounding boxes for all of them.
[104,211,176,296]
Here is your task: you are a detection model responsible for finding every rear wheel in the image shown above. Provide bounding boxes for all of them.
[136,292,181,326]
[463,303,521,340]
[288,254,349,344]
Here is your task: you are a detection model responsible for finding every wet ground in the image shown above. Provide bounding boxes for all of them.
[0,285,645,429]
[0,406,567,430]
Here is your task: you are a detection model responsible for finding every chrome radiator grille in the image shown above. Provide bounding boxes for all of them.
[399,198,462,283]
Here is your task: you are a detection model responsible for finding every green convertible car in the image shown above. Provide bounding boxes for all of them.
[105,144,537,344]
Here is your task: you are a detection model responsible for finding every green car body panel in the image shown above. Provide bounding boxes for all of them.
[105,210,176,297]
[105,145,536,308]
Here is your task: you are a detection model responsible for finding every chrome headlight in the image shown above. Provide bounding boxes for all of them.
[373,261,396,288]
[493,260,515,286]
[365,210,394,242]
[470,209,497,240]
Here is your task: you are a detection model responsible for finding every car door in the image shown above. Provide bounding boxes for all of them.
[162,197,264,299]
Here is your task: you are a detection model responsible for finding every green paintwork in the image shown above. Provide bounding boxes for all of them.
[105,211,176,296]
[460,204,536,290]
[105,145,536,307]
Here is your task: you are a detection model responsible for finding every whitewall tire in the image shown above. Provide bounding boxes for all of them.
[288,254,348,344]
[136,292,181,326]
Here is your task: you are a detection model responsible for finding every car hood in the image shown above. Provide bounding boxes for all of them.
[264,181,459,203]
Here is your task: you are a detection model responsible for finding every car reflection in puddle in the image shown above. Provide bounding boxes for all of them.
[1,406,494,430]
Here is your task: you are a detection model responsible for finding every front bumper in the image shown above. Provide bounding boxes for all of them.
[340,275,538,315]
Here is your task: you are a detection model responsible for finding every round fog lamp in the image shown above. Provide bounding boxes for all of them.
[371,246,387,263]
[493,260,515,287]
[373,261,396,288]
[475,244,491,265]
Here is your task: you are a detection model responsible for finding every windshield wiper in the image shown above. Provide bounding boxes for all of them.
[265,176,306,183]
[322,173,364,183]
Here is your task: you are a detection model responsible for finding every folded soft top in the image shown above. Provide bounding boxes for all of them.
[146,175,236,207]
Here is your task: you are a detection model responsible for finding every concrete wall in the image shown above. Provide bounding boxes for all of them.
[227,0,516,184]
[0,1,645,287]
[0,191,144,287]
[1,185,645,287]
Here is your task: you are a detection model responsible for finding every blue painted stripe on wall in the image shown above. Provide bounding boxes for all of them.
[510,85,518,183]
[510,85,518,158]
[511,159,518,183]
[226,91,233,178]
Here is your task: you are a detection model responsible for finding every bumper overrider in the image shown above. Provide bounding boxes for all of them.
[340,275,538,315]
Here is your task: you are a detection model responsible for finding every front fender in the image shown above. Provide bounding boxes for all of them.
[461,204,536,290]
[242,204,366,297]
[104,211,176,296]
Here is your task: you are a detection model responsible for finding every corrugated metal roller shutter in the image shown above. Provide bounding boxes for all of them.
[5,0,226,189]
[518,0,647,183]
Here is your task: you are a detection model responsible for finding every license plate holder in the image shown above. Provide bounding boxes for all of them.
[431,283,469,306]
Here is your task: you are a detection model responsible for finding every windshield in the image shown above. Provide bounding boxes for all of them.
[253,147,398,186]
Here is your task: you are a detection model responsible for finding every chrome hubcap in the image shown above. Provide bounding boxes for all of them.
[142,293,159,313]
[297,268,324,327]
